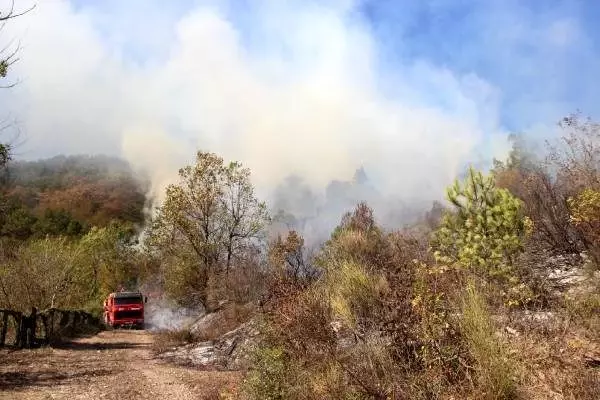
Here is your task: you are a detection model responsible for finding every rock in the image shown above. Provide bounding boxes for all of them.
[584,353,600,368]
[505,326,519,336]
[189,313,219,338]
[158,318,262,370]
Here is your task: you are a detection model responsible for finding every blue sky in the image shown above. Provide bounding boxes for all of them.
[361,0,600,129]
[2,0,600,202]
[67,0,600,131]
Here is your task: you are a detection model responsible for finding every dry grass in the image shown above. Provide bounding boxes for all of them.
[151,328,195,354]
[511,321,600,399]
[194,302,256,342]
[461,282,517,400]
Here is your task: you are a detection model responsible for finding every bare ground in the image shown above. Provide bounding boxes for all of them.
[0,330,242,400]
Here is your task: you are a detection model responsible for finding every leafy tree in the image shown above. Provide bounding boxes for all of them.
[269,230,310,284]
[432,167,531,282]
[568,188,600,266]
[78,222,139,309]
[1,206,36,239]
[148,151,269,308]
[0,222,139,313]
[0,237,86,311]
[492,134,578,254]
[32,208,84,237]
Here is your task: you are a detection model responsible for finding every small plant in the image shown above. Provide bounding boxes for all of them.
[432,166,533,307]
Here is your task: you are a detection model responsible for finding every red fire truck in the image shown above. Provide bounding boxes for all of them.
[103,291,147,329]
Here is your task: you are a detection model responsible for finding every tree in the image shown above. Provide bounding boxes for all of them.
[268,230,313,285]
[78,222,139,310]
[0,143,8,170]
[492,143,578,255]
[0,237,85,311]
[148,151,269,308]
[568,188,600,267]
[432,167,531,281]
[0,1,35,169]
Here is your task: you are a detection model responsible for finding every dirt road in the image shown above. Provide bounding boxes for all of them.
[0,330,241,400]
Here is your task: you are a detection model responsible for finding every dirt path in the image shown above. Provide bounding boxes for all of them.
[0,330,241,400]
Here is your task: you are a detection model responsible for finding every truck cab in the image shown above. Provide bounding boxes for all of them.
[103,291,147,329]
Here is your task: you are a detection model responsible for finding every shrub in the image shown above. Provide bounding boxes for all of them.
[411,262,468,384]
[432,167,530,276]
[242,346,290,400]
[432,167,532,307]
[492,134,579,255]
[320,258,383,329]
[568,188,600,267]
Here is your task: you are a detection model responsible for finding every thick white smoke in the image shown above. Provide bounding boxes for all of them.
[145,298,202,331]
[0,0,510,231]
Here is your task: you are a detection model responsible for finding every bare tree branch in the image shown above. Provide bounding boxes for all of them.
[0,1,36,22]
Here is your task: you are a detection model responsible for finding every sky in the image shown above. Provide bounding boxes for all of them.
[0,0,599,216]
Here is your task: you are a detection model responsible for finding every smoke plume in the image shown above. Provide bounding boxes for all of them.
[145,298,202,331]
[0,0,515,234]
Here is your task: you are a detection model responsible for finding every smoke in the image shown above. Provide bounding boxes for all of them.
[145,298,203,331]
[268,167,430,246]
[1,0,514,233]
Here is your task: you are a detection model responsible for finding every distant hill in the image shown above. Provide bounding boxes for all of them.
[0,155,149,239]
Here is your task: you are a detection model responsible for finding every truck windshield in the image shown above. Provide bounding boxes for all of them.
[114,296,142,305]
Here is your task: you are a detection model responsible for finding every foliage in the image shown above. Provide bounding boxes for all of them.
[568,188,600,266]
[411,262,468,386]
[493,114,600,258]
[0,155,147,242]
[0,143,9,169]
[492,134,579,254]
[0,206,37,239]
[0,222,140,314]
[244,203,444,399]
[432,167,531,284]
[0,237,85,311]
[268,230,315,285]
[148,151,269,309]
[242,346,290,400]
[551,113,600,192]
[78,222,140,311]
[32,208,84,237]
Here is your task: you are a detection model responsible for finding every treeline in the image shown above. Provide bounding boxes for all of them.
[0,155,150,313]
[0,155,147,240]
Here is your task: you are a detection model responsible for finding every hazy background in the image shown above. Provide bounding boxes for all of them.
[1,0,599,239]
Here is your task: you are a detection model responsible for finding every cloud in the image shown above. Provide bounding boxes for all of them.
[4,0,594,232]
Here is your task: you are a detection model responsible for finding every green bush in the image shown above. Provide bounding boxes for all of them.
[432,167,533,307]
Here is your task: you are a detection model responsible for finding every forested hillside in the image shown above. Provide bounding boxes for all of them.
[0,155,148,239]
[0,155,150,314]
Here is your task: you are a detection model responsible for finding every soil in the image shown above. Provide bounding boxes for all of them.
[0,330,242,400]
